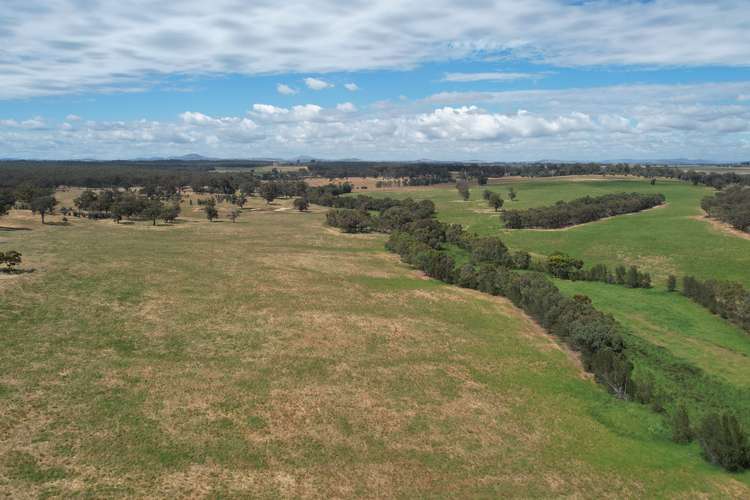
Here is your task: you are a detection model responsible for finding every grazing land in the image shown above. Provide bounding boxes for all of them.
[1,193,748,497]
[365,177,750,419]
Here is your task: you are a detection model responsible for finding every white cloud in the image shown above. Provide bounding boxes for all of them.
[344,83,359,92]
[276,83,298,95]
[304,77,334,91]
[251,104,289,116]
[65,114,82,121]
[442,72,544,82]
[336,102,357,112]
[4,1,749,99]
[3,82,750,160]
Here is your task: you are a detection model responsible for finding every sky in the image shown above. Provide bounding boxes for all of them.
[1,0,750,161]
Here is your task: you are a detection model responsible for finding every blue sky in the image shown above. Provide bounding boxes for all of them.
[1,0,749,160]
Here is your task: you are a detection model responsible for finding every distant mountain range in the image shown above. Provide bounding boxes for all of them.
[0,154,746,165]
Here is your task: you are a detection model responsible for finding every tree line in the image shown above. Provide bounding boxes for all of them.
[682,276,750,333]
[323,190,750,472]
[502,192,665,229]
[701,185,750,233]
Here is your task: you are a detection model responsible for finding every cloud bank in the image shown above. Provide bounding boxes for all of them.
[1,0,750,99]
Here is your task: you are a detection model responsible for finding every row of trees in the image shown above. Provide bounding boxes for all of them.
[682,276,750,333]
[502,192,665,229]
[701,185,750,233]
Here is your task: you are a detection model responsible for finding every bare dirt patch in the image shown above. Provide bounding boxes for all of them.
[691,212,750,242]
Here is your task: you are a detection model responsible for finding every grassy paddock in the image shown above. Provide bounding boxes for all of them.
[1,195,747,496]
[368,177,750,410]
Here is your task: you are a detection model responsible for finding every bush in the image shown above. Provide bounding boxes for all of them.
[671,406,693,444]
[698,413,750,471]
[0,250,22,270]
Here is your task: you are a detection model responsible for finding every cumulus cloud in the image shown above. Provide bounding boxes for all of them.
[344,83,359,92]
[3,82,750,160]
[304,78,334,91]
[336,102,357,112]
[413,107,594,141]
[2,1,750,99]
[276,83,298,95]
[442,72,544,82]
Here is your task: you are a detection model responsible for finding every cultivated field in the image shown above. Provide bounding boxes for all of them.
[1,193,748,496]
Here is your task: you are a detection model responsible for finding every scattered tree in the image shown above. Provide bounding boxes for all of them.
[293,197,309,212]
[667,275,677,292]
[160,203,181,224]
[489,193,504,212]
[142,199,165,225]
[456,181,470,201]
[205,205,219,222]
[508,187,517,201]
[228,208,241,223]
[30,195,57,223]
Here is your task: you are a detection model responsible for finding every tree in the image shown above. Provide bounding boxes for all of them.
[667,275,677,292]
[205,204,219,222]
[671,406,692,444]
[482,189,492,201]
[293,197,309,212]
[489,193,504,212]
[508,187,517,201]
[142,199,164,226]
[0,250,22,271]
[477,175,488,185]
[228,208,240,223]
[626,266,640,288]
[259,182,280,204]
[30,196,57,223]
[456,181,470,201]
[160,203,180,224]
[650,178,657,185]
[0,189,16,217]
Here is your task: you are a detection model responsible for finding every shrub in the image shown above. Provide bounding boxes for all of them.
[697,413,750,471]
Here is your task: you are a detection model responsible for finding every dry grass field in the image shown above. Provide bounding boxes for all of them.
[1,192,748,497]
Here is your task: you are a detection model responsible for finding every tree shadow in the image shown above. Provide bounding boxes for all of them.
[0,268,35,275]
[0,226,32,231]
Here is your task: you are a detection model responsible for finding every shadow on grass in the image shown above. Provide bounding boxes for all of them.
[0,268,35,275]
[0,226,32,231]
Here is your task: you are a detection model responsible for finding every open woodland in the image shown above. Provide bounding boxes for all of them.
[1,167,750,496]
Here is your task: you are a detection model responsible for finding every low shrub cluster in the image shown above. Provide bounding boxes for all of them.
[502,192,665,229]
[0,250,21,271]
[682,276,750,333]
